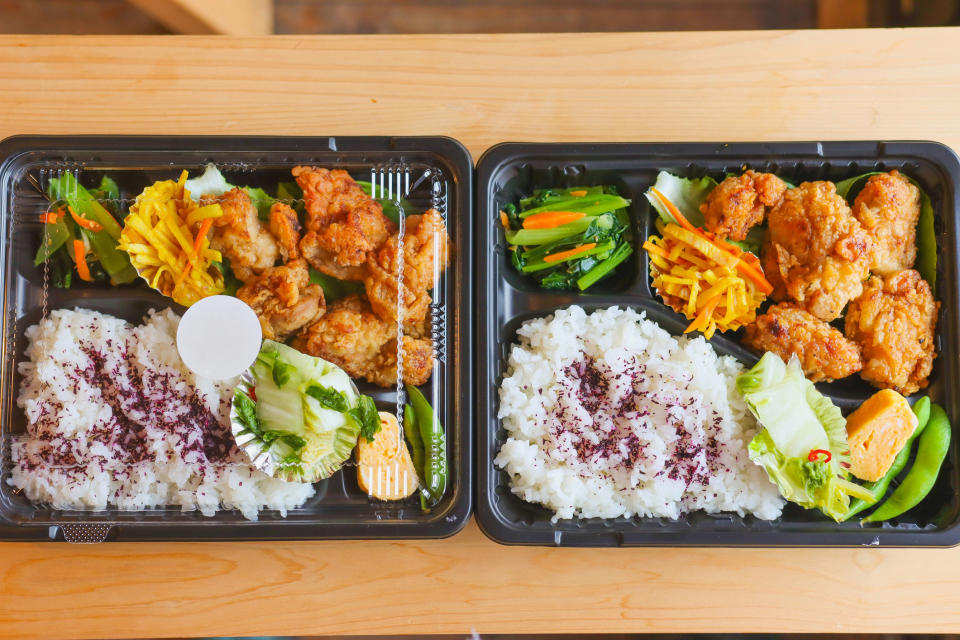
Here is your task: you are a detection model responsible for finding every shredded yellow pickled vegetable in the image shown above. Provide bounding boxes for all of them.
[117,170,225,306]
[643,221,767,339]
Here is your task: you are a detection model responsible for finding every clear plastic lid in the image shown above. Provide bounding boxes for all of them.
[0,137,471,542]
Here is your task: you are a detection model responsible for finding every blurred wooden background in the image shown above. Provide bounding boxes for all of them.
[0,0,958,35]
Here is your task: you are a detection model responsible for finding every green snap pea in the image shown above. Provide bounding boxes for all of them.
[843,396,931,521]
[33,205,72,266]
[403,403,426,484]
[407,385,447,506]
[862,401,951,524]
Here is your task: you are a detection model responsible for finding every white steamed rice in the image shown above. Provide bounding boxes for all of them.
[12,308,314,520]
[495,305,784,522]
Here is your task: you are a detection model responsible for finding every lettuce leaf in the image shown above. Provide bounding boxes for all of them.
[239,340,368,481]
[308,267,364,302]
[644,170,716,229]
[834,172,882,199]
[644,171,763,253]
[738,353,873,521]
[356,179,413,224]
[738,353,829,459]
[184,163,233,197]
[184,164,276,220]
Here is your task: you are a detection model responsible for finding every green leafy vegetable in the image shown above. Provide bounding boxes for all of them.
[738,353,875,522]
[87,176,123,221]
[504,216,597,246]
[576,240,634,290]
[45,174,138,284]
[49,249,73,288]
[518,193,630,219]
[308,267,364,302]
[272,355,294,388]
[349,395,381,442]
[356,179,413,224]
[234,340,370,482]
[276,181,302,201]
[34,203,71,266]
[243,186,276,219]
[503,185,633,291]
[233,389,261,437]
[834,172,882,200]
[305,384,350,412]
[88,175,121,206]
[520,185,604,209]
[215,257,243,296]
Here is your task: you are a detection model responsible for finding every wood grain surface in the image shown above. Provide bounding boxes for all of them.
[2,29,960,638]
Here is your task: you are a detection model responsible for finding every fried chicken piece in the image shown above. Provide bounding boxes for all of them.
[364,210,452,330]
[292,295,433,387]
[237,259,326,342]
[269,202,301,262]
[845,269,938,395]
[294,166,396,280]
[201,188,279,282]
[743,303,862,383]
[852,170,921,276]
[761,181,871,321]
[700,170,787,241]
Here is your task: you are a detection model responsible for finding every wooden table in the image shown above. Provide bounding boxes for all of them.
[2,28,960,638]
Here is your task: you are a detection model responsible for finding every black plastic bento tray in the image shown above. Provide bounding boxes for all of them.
[0,134,473,542]
[476,141,960,547]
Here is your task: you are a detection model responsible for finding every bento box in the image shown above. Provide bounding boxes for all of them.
[476,141,960,547]
[0,135,473,542]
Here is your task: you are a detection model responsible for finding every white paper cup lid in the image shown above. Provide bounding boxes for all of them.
[176,295,262,380]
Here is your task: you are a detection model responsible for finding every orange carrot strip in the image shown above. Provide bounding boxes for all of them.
[174,251,195,289]
[193,218,214,256]
[711,235,743,256]
[175,218,215,289]
[569,189,588,197]
[684,293,721,334]
[736,260,773,295]
[543,243,597,263]
[68,206,104,233]
[651,188,697,232]
[522,211,587,229]
[73,239,93,282]
[41,210,61,224]
[698,232,769,290]
[499,211,509,229]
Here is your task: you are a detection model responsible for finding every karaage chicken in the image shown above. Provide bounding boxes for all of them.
[852,170,921,276]
[700,170,787,241]
[762,181,871,321]
[294,166,396,280]
[743,302,862,383]
[269,201,302,262]
[845,269,938,395]
[364,209,452,330]
[236,203,325,341]
[293,295,433,387]
[200,188,279,282]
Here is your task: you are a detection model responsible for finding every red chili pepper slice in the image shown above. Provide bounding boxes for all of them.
[808,448,832,463]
